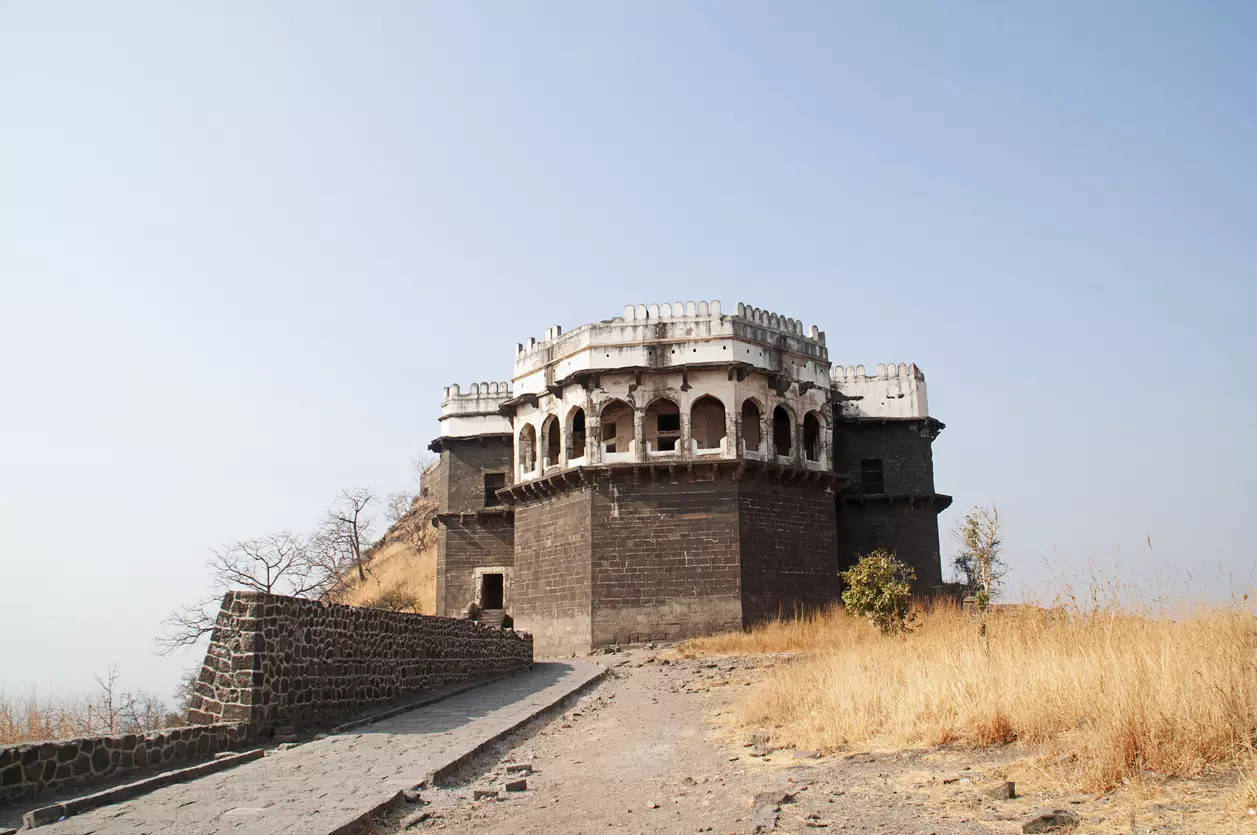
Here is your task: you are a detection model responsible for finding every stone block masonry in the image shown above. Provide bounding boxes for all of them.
[1,592,532,806]
[0,723,252,805]
[185,590,533,731]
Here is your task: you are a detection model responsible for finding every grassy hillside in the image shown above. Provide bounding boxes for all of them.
[338,497,437,614]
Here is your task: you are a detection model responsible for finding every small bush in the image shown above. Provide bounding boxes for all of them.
[840,549,916,635]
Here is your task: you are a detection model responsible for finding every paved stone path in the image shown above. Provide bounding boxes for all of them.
[37,662,604,835]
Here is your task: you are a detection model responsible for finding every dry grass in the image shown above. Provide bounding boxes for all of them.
[340,537,437,614]
[680,600,1257,795]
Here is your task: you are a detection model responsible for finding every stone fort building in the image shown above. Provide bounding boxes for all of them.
[425,301,949,655]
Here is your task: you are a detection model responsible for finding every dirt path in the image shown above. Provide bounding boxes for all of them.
[376,647,1244,834]
[375,649,1012,833]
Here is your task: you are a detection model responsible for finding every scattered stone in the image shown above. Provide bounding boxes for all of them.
[794,750,822,760]
[747,733,770,746]
[751,803,779,833]
[401,810,431,829]
[401,787,423,804]
[989,781,1016,800]
[681,776,697,786]
[751,790,794,808]
[503,778,528,792]
[1022,809,1080,833]
[504,762,533,774]
[275,742,299,750]
[473,789,498,801]
[648,800,660,809]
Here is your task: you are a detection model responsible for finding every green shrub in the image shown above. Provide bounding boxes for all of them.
[840,549,916,635]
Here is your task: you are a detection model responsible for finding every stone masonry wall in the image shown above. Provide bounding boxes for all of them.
[437,514,514,617]
[836,499,944,591]
[739,481,840,624]
[0,722,253,805]
[589,474,742,646]
[185,591,533,731]
[511,489,593,656]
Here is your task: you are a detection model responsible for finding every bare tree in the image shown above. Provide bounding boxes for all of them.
[156,600,219,654]
[88,666,123,735]
[207,532,326,597]
[319,489,375,582]
[951,505,1006,606]
[119,691,168,734]
[158,531,343,652]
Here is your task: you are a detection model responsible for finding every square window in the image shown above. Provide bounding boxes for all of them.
[483,472,506,506]
[860,459,884,494]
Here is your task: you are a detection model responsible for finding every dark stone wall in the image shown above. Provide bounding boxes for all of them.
[0,723,252,805]
[588,474,742,646]
[836,498,944,592]
[185,591,532,731]
[833,419,945,593]
[433,436,515,617]
[437,514,514,616]
[439,436,513,513]
[739,481,840,624]
[511,489,593,656]
[834,420,936,496]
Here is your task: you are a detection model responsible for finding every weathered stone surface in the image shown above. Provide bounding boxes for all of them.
[1022,808,1081,833]
[0,590,533,805]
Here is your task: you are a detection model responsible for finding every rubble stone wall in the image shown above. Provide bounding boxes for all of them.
[185,591,533,730]
[0,722,252,805]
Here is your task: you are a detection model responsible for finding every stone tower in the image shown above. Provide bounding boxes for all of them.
[427,301,950,655]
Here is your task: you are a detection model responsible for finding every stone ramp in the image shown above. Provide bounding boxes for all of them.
[35,662,604,835]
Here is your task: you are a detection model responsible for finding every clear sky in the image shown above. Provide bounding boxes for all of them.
[2,2,1254,698]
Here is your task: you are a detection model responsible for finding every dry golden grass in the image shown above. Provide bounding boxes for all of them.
[680,600,1257,795]
[340,537,437,614]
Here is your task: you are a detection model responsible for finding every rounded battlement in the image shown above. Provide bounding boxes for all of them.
[831,362,929,420]
[442,380,513,402]
[439,380,514,439]
[511,301,830,396]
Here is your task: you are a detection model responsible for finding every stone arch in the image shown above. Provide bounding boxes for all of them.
[740,398,763,453]
[541,414,561,467]
[644,396,681,453]
[566,406,587,461]
[803,410,822,461]
[518,423,537,472]
[599,398,634,455]
[772,404,794,457]
[690,395,727,450]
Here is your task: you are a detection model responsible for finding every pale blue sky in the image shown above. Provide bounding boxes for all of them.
[2,2,1254,697]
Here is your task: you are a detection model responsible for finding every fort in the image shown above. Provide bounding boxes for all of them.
[426,300,951,656]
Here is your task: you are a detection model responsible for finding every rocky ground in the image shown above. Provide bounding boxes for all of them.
[371,647,1244,834]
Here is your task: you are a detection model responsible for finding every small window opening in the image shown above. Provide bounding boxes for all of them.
[690,395,726,450]
[803,412,821,461]
[569,408,586,459]
[483,472,506,506]
[741,400,762,452]
[602,423,617,453]
[772,406,792,456]
[479,573,504,609]
[518,424,537,472]
[861,458,884,494]
[542,415,560,467]
[600,399,634,455]
[645,398,681,453]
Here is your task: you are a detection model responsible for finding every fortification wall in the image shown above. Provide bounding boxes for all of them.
[739,481,840,623]
[511,300,831,396]
[589,474,742,646]
[0,723,252,805]
[832,363,928,419]
[185,591,533,730]
[510,490,593,656]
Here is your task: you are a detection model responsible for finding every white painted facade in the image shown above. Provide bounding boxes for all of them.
[438,381,513,438]
[830,363,929,419]
[434,303,934,479]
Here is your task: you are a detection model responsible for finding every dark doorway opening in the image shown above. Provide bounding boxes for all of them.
[480,573,504,609]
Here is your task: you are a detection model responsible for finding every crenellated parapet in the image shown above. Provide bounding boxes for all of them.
[831,362,929,419]
[439,380,514,438]
[511,300,831,397]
